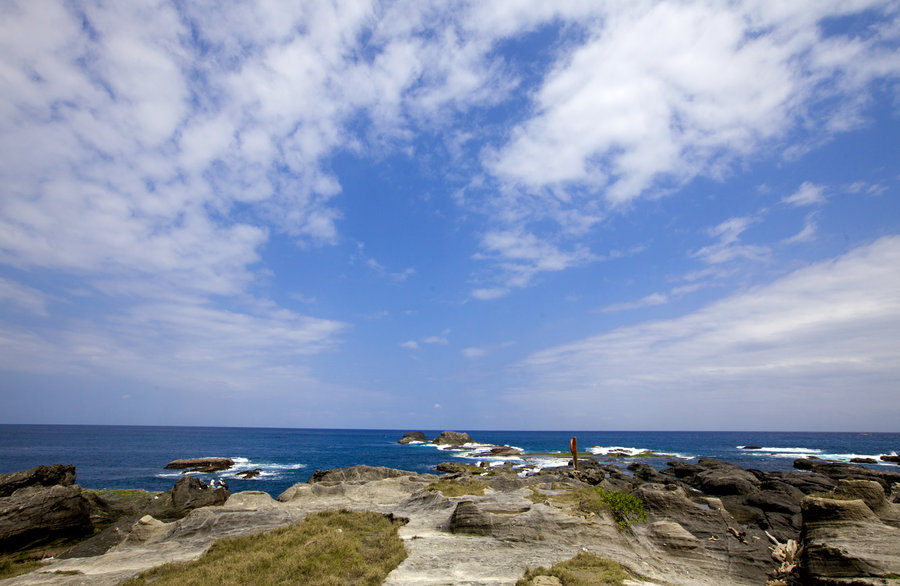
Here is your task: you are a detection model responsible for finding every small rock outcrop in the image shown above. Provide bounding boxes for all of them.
[662,458,761,495]
[168,475,230,517]
[0,484,92,551]
[433,431,475,446]
[163,458,234,473]
[236,468,262,479]
[307,465,415,484]
[794,458,900,491]
[0,464,77,497]
[398,431,429,444]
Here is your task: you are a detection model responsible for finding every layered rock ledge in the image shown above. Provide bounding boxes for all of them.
[4,445,899,585]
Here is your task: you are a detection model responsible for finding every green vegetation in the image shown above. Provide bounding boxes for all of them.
[122,509,407,586]
[595,488,648,529]
[426,478,489,497]
[84,488,151,498]
[0,557,48,580]
[529,485,647,529]
[884,573,900,579]
[517,551,632,585]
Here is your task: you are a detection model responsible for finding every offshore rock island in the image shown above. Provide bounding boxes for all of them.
[1,432,899,585]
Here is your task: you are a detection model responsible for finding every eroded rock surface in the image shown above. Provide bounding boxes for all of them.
[8,457,900,586]
[799,489,900,584]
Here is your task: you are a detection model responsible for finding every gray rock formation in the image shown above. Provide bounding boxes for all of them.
[398,431,429,444]
[167,475,230,517]
[663,458,761,495]
[0,484,92,551]
[794,458,900,491]
[0,465,77,497]
[11,458,900,585]
[432,430,474,446]
[799,491,900,584]
[163,458,234,473]
[305,465,416,485]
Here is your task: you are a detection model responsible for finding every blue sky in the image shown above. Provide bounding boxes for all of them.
[1,1,899,431]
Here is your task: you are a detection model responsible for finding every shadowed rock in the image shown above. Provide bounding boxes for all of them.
[307,465,415,484]
[0,484,92,551]
[398,431,429,444]
[432,431,475,446]
[794,458,900,491]
[163,458,234,473]
[0,464,77,497]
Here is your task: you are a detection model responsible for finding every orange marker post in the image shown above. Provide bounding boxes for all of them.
[570,436,578,471]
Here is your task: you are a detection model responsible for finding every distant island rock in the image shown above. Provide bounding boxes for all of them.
[432,431,474,446]
[164,458,234,473]
[398,431,429,444]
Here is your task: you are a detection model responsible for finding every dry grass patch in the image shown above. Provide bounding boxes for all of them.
[425,478,488,497]
[122,509,407,586]
[0,557,48,580]
[517,552,632,585]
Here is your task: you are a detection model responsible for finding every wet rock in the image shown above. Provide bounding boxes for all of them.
[398,431,429,444]
[236,468,262,479]
[163,458,234,473]
[851,457,878,464]
[483,445,522,457]
[881,454,900,464]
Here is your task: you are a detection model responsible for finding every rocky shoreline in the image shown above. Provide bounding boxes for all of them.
[1,432,898,584]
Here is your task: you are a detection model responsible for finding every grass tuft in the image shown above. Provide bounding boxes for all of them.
[0,557,48,580]
[122,509,407,586]
[425,478,488,497]
[517,551,632,585]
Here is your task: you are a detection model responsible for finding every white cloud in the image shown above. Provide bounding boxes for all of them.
[401,329,450,350]
[693,216,770,265]
[0,278,52,317]
[597,292,669,314]
[782,182,826,207]
[783,214,818,244]
[462,347,487,359]
[0,296,347,392]
[514,236,900,430]
[469,2,899,290]
[472,229,595,298]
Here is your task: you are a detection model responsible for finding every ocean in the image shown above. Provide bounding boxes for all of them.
[1,425,898,498]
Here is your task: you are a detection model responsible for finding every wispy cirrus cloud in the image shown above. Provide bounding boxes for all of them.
[782,182,826,207]
[513,236,900,430]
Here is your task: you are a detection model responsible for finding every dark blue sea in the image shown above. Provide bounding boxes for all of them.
[1,426,898,498]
